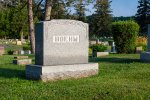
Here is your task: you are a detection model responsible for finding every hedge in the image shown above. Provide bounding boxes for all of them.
[112,21,139,53]
[90,44,107,52]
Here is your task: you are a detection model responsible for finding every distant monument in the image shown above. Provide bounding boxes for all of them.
[111,42,116,53]
[140,24,150,62]
[26,20,99,81]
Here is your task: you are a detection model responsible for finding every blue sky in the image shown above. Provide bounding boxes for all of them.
[111,0,138,17]
[86,0,139,17]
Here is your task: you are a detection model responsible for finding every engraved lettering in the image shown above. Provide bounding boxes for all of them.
[53,35,80,43]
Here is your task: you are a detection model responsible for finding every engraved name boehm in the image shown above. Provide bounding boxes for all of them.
[53,35,80,43]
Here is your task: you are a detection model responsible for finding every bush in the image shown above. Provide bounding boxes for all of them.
[136,36,147,45]
[136,36,148,51]
[112,21,139,53]
[7,50,14,55]
[108,40,114,46]
[89,48,92,55]
[90,44,107,52]
[23,45,31,51]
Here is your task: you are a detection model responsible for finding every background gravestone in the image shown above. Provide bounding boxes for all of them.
[140,24,150,62]
[26,20,99,81]
[136,46,142,54]
[0,46,5,55]
[16,41,22,45]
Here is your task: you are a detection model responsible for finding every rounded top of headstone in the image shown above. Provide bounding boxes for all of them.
[39,19,88,27]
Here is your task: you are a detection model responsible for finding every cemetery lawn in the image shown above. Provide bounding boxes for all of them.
[0,54,150,100]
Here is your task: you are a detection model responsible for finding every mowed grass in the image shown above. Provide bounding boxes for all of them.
[0,54,150,100]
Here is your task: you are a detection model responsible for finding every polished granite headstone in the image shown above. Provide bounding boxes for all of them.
[26,20,99,81]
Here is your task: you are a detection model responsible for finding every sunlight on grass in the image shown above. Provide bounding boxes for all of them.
[0,54,150,99]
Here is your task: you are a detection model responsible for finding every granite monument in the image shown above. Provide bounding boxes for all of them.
[26,20,99,81]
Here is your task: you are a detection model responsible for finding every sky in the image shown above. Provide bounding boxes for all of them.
[111,0,138,17]
[86,0,139,17]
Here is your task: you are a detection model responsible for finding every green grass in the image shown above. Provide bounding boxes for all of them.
[0,54,150,99]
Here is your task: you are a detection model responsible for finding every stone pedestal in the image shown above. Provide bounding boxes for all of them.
[140,52,150,62]
[26,63,99,81]
[26,20,99,81]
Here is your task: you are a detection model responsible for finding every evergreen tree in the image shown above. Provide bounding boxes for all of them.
[113,16,135,22]
[0,9,10,38]
[50,0,69,19]
[72,0,93,22]
[0,0,28,38]
[135,0,150,35]
[92,0,112,37]
[74,0,86,22]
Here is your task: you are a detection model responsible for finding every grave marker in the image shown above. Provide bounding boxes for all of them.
[0,46,4,55]
[26,20,99,81]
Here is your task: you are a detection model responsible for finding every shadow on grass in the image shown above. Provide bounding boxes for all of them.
[89,57,140,64]
[0,68,26,79]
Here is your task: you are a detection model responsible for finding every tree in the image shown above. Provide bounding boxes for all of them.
[71,0,94,22]
[0,0,28,39]
[73,0,87,22]
[135,0,150,36]
[0,9,10,38]
[10,0,28,39]
[43,0,93,21]
[44,0,53,20]
[26,0,72,53]
[43,0,72,20]
[27,0,35,54]
[92,0,112,37]
[113,16,135,22]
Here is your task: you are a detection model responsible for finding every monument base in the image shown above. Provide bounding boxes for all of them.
[26,63,99,81]
[140,52,150,62]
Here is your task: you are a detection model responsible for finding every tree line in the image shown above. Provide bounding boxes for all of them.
[0,0,150,53]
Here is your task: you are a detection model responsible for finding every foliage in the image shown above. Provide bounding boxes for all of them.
[90,44,107,52]
[112,21,139,54]
[91,0,112,37]
[89,47,92,56]
[68,0,93,22]
[136,37,148,51]
[135,0,150,36]
[50,0,70,19]
[0,0,28,39]
[0,9,10,38]
[136,44,148,51]
[39,0,76,20]
[136,36,148,45]
[7,50,14,55]
[23,45,31,51]
[108,40,114,45]
[113,16,135,22]
[73,0,87,22]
